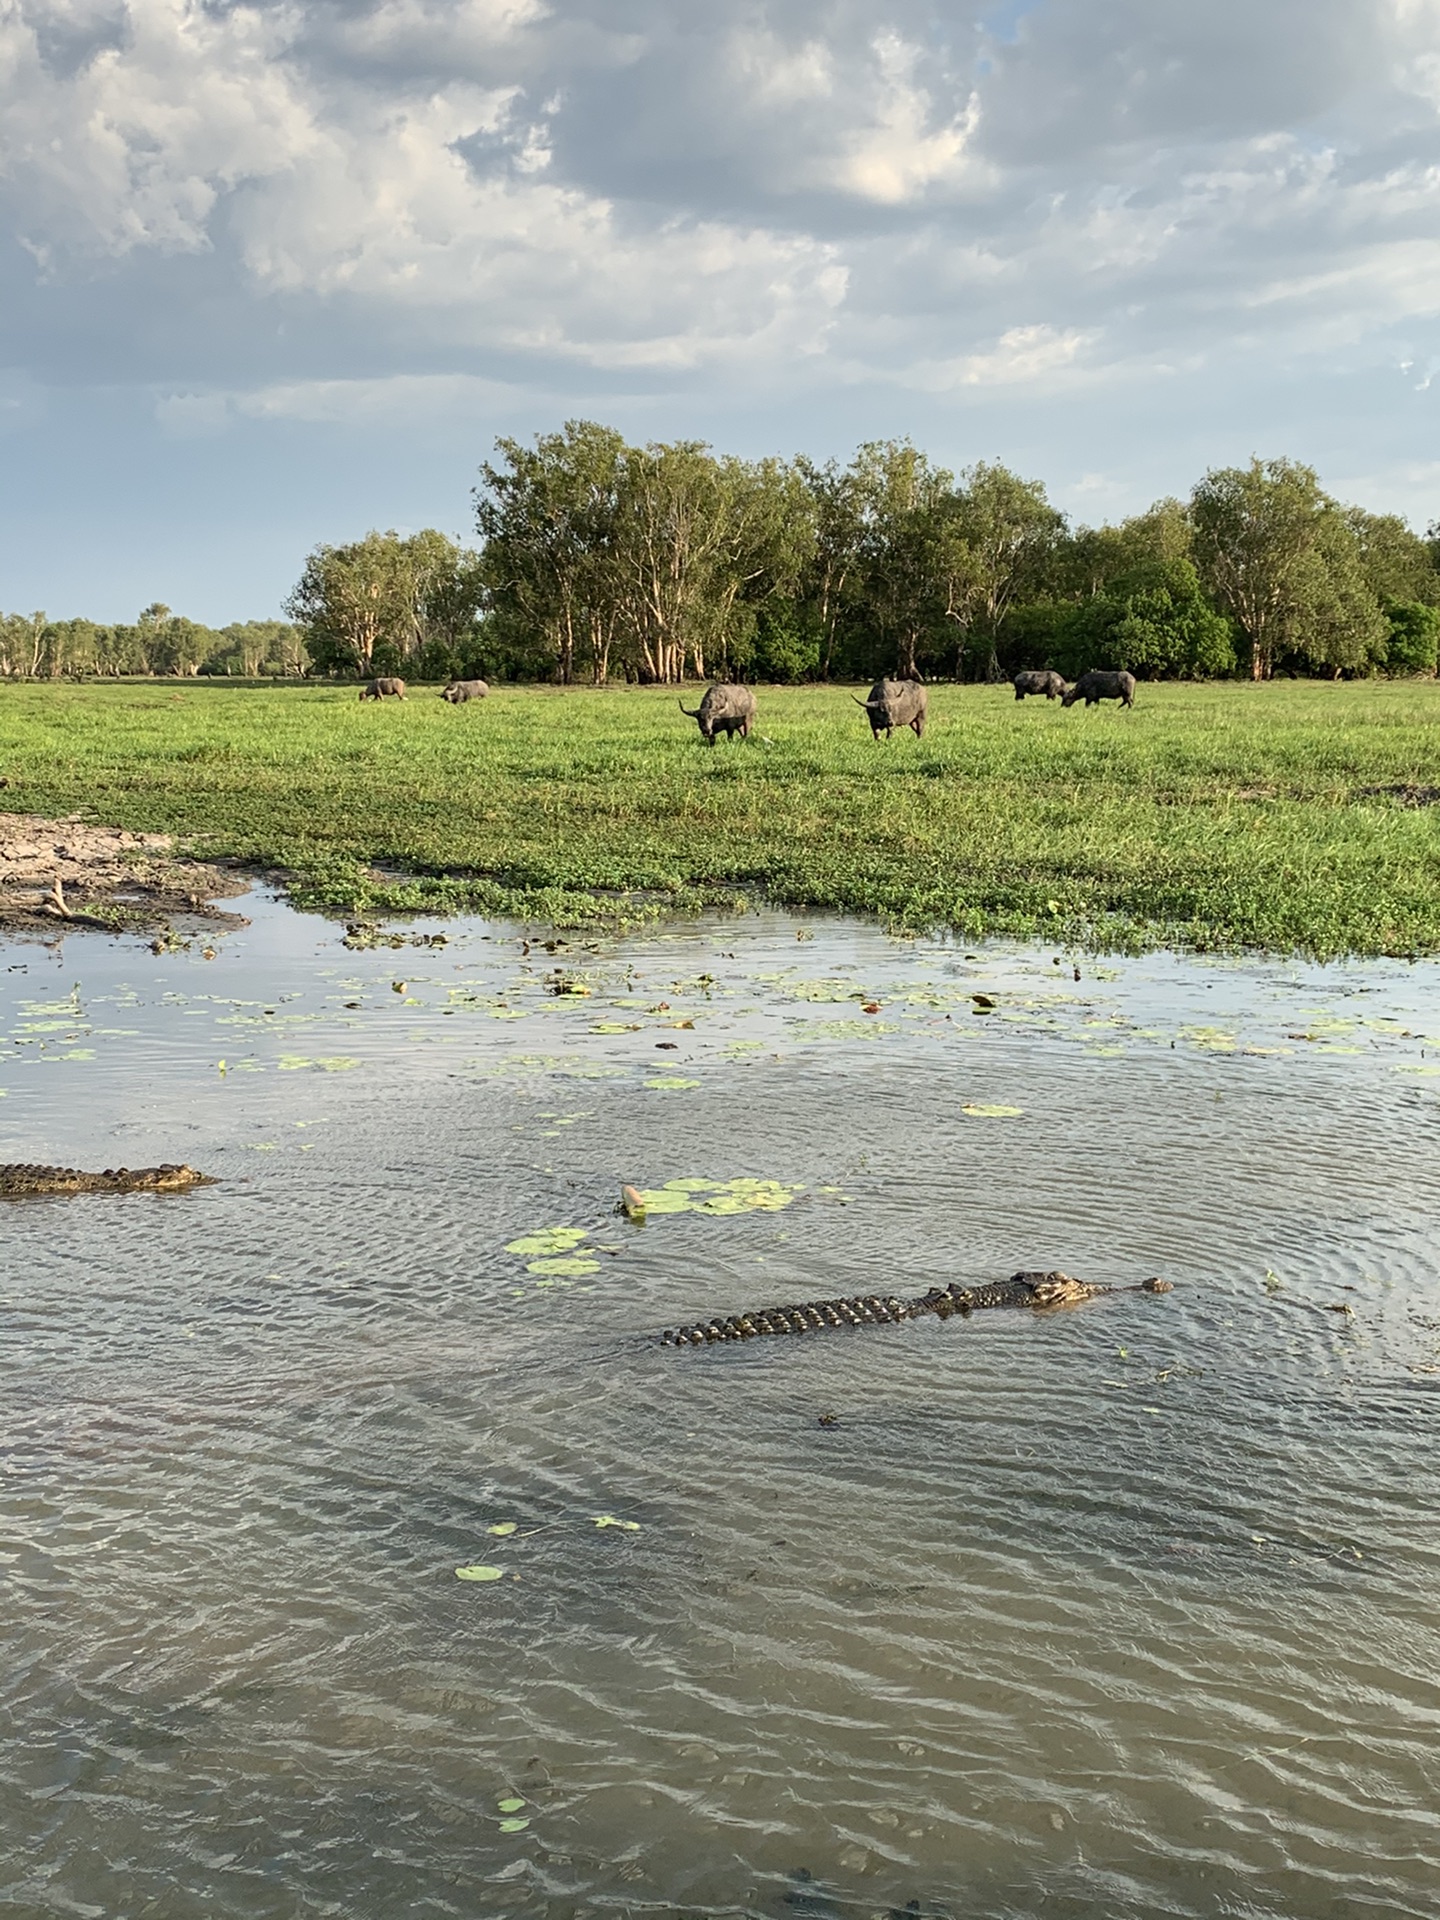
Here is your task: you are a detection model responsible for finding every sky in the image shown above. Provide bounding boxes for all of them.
[2,0,1440,624]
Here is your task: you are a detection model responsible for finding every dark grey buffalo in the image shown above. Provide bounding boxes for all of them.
[1013,669,1066,701]
[441,679,489,704]
[359,677,406,701]
[679,683,757,745]
[854,678,928,740]
[1061,669,1136,709]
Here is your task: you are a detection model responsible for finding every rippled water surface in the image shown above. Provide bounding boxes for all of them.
[3,898,1439,1920]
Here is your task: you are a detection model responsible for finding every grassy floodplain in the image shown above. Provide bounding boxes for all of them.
[3,678,1440,955]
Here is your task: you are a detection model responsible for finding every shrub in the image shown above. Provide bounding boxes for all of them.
[1383,601,1440,675]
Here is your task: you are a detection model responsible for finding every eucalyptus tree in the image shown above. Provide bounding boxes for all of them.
[1057,498,1193,601]
[947,463,1066,680]
[287,530,482,677]
[476,421,627,683]
[1343,508,1440,606]
[1191,458,1386,679]
[0,611,47,677]
[609,441,814,683]
[847,440,960,680]
[793,455,867,678]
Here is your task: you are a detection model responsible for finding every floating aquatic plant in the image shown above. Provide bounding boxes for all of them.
[504,1224,603,1280]
[627,1177,803,1217]
[505,1227,589,1256]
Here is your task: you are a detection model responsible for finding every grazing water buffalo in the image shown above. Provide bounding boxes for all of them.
[441,678,489,704]
[679,683,757,745]
[1061,669,1136,709]
[359,677,406,701]
[854,678,928,740]
[1013,669,1066,701]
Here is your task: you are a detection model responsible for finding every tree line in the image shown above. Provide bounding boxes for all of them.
[0,604,306,680]
[5,433,1438,684]
[285,434,1440,684]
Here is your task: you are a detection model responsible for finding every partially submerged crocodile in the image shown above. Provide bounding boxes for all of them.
[0,1162,214,1199]
[660,1271,1172,1345]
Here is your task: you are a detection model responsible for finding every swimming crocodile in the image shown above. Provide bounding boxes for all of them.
[0,1162,215,1198]
[659,1271,1172,1345]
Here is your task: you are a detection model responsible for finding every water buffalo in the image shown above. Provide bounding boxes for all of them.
[679,683,756,745]
[854,678,927,740]
[1061,669,1136,709]
[1013,669,1066,701]
[441,679,489,704]
[359,677,406,701]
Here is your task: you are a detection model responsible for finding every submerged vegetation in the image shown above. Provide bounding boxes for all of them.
[3,678,1440,956]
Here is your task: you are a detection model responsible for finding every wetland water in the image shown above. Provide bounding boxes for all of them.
[3,897,1438,1920]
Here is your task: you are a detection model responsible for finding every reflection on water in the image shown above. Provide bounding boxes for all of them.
[2,897,1439,1919]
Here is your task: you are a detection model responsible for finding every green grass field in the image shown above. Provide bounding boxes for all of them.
[3,679,1439,955]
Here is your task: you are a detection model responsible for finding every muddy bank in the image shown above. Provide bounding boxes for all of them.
[0,813,251,940]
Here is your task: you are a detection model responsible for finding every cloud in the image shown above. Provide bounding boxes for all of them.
[903,323,1096,392]
[2,0,1440,514]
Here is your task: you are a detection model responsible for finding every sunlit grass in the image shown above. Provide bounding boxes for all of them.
[3,678,1439,955]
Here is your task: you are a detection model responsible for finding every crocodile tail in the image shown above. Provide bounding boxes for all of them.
[660,1289,915,1346]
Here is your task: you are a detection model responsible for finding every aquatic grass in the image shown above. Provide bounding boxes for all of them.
[3,679,1440,954]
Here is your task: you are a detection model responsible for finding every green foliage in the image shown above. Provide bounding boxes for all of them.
[946,461,1067,680]
[737,600,822,683]
[4,681,1440,958]
[1094,560,1235,678]
[1003,563,1235,681]
[1191,458,1388,679]
[994,599,1071,677]
[285,529,484,677]
[204,621,310,678]
[1383,602,1440,675]
[476,423,813,685]
[0,605,307,679]
[1345,509,1440,606]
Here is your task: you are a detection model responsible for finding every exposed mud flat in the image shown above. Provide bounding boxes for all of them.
[0,812,250,938]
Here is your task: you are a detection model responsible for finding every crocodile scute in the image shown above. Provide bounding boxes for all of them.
[659,1271,1171,1346]
[0,1162,215,1198]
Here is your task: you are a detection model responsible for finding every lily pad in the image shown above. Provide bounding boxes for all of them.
[525,1255,602,1277]
[961,1103,1024,1118]
[628,1187,695,1215]
[487,1522,519,1537]
[455,1565,505,1581]
[498,1817,530,1833]
[630,1177,804,1218]
[505,1226,589,1257]
[644,1075,701,1090]
[497,1797,526,1813]
[592,1515,641,1530]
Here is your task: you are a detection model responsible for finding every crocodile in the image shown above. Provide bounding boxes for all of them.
[0,1162,215,1199]
[659,1271,1171,1345]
